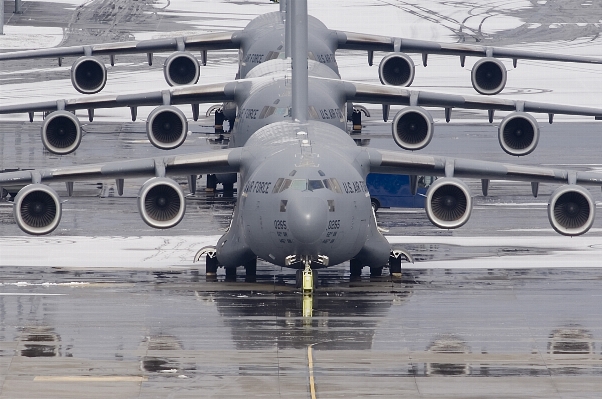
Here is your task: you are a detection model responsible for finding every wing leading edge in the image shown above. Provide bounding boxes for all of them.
[336,31,602,65]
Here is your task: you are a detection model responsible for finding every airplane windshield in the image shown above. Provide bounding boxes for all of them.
[273,178,327,193]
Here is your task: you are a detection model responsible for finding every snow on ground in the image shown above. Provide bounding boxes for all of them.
[0,26,64,50]
[1,234,601,269]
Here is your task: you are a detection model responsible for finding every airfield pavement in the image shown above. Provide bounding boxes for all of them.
[1,0,602,398]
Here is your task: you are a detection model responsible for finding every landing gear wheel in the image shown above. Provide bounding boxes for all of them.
[206,174,217,191]
[389,255,402,275]
[371,198,380,212]
[206,255,218,275]
[370,266,383,277]
[350,259,363,278]
[245,258,257,282]
[222,182,234,194]
[225,267,237,281]
[295,269,302,288]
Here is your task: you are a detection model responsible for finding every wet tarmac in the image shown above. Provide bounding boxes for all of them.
[0,266,601,398]
[2,0,602,397]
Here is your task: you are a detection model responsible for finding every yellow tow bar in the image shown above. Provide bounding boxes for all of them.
[302,264,314,294]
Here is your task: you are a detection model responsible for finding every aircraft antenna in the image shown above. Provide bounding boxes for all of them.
[291,0,308,124]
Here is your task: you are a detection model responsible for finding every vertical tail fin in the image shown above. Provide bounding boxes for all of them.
[291,0,308,124]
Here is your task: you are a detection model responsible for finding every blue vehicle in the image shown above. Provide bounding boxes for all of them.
[366,174,435,211]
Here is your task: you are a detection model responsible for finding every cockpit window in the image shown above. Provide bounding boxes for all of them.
[323,178,343,194]
[272,178,285,193]
[274,179,327,193]
[291,179,307,191]
[308,180,325,190]
[265,51,286,60]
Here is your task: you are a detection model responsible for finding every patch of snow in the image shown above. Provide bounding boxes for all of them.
[0,26,63,50]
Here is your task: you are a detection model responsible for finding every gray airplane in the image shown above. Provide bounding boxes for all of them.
[1,0,602,292]
[1,0,601,98]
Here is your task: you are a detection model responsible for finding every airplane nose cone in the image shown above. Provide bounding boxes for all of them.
[287,195,328,244]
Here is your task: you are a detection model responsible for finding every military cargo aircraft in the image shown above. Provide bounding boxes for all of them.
[1,0,602,291]
[0,0,601,97]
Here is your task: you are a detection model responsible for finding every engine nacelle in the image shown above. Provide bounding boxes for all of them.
[13,184,62,235]
[146,106,188,150]
[41,111,82,155]
[391,106,434,150]
[163,52,201,86]
[425,178,472,229]
[378,53,415,87]
[548,185,595,236]
[71,56,107,94]
[471,58,507,95]
[498,112,540,156]
[138,177,186,229]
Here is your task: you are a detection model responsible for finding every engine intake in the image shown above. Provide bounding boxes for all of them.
[378,53,415,87]
[391,106,434,150]
[163,52,201,86]
[548,185,595,236]
[498,112,540,156]
[425,178,472,229]
[71,56,107,94]
[41,111,82,155]
[146,106,188,150]
[471,58,507,95]
[14,184,62,235]
[138,177,186,229]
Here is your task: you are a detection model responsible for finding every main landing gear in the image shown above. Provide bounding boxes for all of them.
[349,249,415,279]
[193,246,257,282]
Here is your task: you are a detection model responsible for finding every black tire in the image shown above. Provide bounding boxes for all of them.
[370,266,383,277]
[389,255,402,274]
[225,266,237,280]
[206,174,217,190]
[350,259,363,277]
[245,258,257,282]
[371,198,380,212]
[222,182,234,193]
[206,255,218,275]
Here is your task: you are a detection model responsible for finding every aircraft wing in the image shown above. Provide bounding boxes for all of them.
[369,148,602,186]
[0,81,239,116]
[338,79,602,119]
[0,32,238,62]
[0,149,241,186]
[336,31,602,65]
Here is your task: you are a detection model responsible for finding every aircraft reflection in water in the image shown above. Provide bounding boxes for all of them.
[4,0,602,292]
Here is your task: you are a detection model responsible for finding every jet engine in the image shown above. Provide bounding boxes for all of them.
[391,106,434,150]
[146,106,188,150]
[498,112,540,156]
[71,56,107,94]
[138,177,186,229]
[548,185,595,236]
[471,58,507,95]
[163,52,201,86]
[378,53,415,87]
[425,178,473,229]
[13,184,62,235]
[41,111,82,155]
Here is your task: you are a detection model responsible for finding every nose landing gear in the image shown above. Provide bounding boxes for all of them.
[295,258,318,294]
